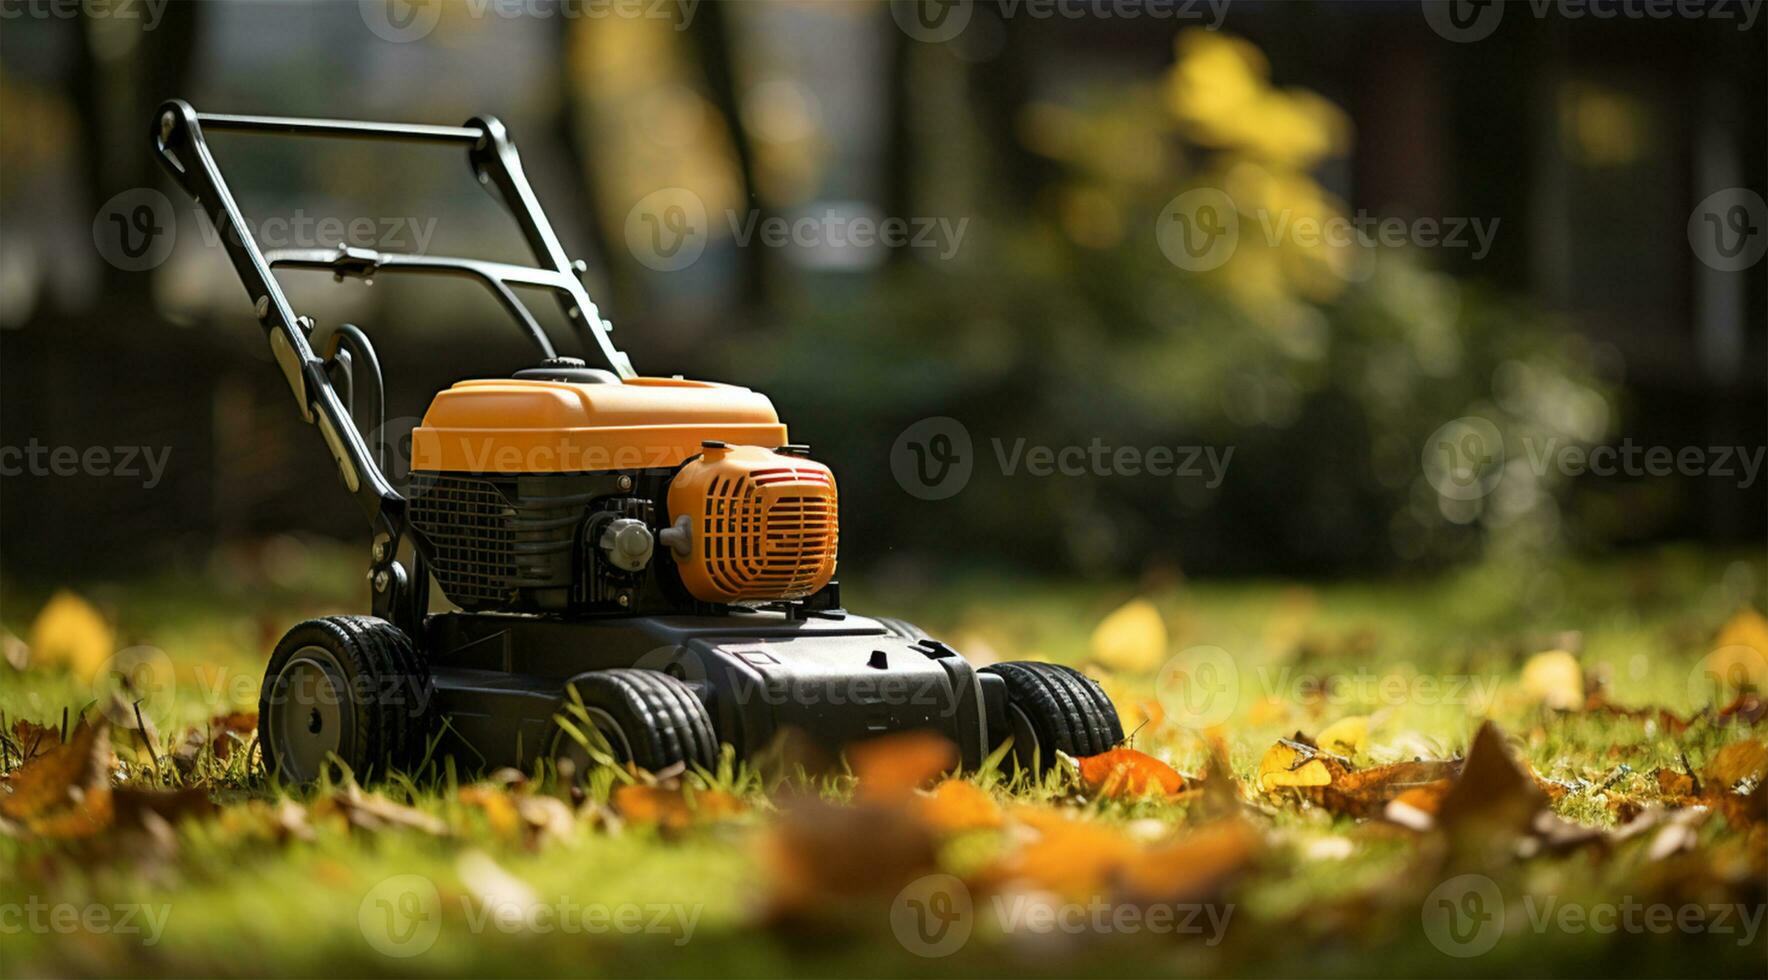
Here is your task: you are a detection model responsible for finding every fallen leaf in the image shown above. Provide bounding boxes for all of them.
[8,718,62,762]
[26,591,114,681]
[764,798,939,918]
[915,778,1002,834]
[1437,722,1548,845]
[1315,760,1460,820]
[1315,716,1370,757]
[1257,736,1348,793]
[1702,607,1768,700]
[848,731,956,802]
[1090,598,1168,674]
[612,783,744,830]
[460,785,522,837]
[1521,649,1585,711]
[1077,748,1185,799]
[990,810,1143,898]
[1118,818,1260,904]
[329,784,447,836]
[0,717,114,838]
[1702,739,1767,792]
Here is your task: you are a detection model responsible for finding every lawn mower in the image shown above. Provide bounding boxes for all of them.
[150,100,1124,784]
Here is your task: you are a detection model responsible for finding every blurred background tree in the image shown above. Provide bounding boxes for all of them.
[0,1,1761,589]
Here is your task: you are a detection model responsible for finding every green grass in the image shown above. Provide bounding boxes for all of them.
[1,544,1764,978]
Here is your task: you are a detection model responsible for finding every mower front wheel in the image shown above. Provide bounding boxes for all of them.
[555,669,718,778]
[982,661,1123,773]
[258,616,434,785]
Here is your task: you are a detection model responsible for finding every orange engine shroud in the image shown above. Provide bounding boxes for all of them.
[667,445,838,603]
[411,376,789,474]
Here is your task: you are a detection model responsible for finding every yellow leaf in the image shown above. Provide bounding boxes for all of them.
[1315,716,1369,757]
[1090,598,1167,674]
[1521,650,1585,711]
[1703,608,1768,698]
[1256,738,1343,793]
[26,591,114,681]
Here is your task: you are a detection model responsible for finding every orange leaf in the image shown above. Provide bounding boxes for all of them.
[848,731,957,802]
[0,717,114,838]
[1078,748,1186,799]
[915,778,1002,834]
[612,784,743,830]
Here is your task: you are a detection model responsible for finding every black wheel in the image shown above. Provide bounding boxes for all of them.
[875,616,933,642]
[981,661,1123,772]
[555,669,717,775]
[258,616,433,785]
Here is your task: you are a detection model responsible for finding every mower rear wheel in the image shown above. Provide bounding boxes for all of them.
[982,661,1123,773]
[258,616,433,785]
[557,669,718,777]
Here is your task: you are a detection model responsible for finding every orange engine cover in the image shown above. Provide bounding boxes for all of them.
[667,445,838,603]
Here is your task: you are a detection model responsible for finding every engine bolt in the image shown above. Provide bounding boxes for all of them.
[617,475,633,491]
[617,593,631,607]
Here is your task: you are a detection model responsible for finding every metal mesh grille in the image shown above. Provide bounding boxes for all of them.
[408,476,516,607]
[701,465,837,600]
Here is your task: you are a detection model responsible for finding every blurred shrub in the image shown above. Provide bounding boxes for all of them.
[734,32,1611,578]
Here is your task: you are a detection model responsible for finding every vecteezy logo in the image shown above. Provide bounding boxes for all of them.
[92,188,175,272]
[1156,646,1240,729]
[890,0,973,43]
[1421,416,1505,501]
[90,646,177,725]
[1687,643,1768,707]
[625,187,709,273]
[1688,188,1768,273]
[1421,0,1504,43]
[359,874,442,958]
[1421,874,1504,957]
[359,0,443,43]
[891,417,974,501]
[1157,188,1239,272]
[890,874,973,957]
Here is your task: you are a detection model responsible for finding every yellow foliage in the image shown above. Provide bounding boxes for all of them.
[1521,650,1586,711]
[1315,716,1370,757]
[26,591,114,682]
[1090,598,1168,674]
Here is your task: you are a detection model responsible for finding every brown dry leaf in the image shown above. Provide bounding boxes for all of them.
[1077,748,1186,799]
[172,711,258,772]
[1521,650,1585,711]
[1118,818,1261,904]
[1315,759,1460,820]
[848,731,957,802]
[764,798,940,918]
[1437,721,1547,839]
[0,717,114,838]
[1653,766,1700,802]
[331,784,447,836]
[612,783,744,831]
[1090,598,1168,674]
[915,778,1002,834]
[8,718,63,762]
[1702,739,1767,791]
[114,786,218,829]
[26,591,114,681]
[1257,736,1349,794]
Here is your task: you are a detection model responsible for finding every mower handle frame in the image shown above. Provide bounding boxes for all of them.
[151,99,634,632]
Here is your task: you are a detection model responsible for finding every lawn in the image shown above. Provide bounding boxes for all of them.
[2,544,1764,978]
